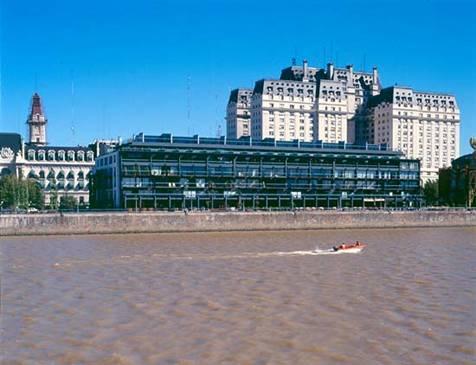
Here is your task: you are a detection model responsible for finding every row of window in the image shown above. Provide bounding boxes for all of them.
[27,149,94,162]
[28,170,88,180]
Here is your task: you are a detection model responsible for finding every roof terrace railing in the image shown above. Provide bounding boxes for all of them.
[131,133,394,153]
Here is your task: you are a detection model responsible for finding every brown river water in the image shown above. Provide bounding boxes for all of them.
[1,227,475,365]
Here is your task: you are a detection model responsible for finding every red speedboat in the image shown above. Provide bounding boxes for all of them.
[332,241,367,253]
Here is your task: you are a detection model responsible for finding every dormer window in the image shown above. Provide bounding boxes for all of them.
[27,150,35,160]
[77,151,85,161]
[47,150,55,161]
[86,151,94,161]
[38,150,45,160]
[58,150,65,161]
[67,151,75,161]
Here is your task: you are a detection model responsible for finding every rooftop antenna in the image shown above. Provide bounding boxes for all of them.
[216,124,222,138]
[291,57,296,66]
[330,42,334,64]
[70,70,76,144]
[186,74,191,136]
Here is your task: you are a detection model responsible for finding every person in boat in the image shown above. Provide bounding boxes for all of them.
[333,243,346,251]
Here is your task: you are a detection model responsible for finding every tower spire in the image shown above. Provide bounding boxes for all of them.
[27,93,47,145]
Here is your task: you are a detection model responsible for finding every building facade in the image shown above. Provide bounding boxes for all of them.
[250,60,317,142]
[227,60,460,183]
[365,86,460,182]
[227,60,380,145]
[226,88,252,139]
[0,93,116,207]
[91,133,421,210]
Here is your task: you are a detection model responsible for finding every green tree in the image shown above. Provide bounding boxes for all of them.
[60,195,78,210]
[0,175,44,210]
[49,188,59,210]
[423,179,439,206]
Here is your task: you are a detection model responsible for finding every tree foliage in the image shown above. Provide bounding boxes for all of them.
[0,175,44,210]
[423,179,439,206]
[60,195,78,210]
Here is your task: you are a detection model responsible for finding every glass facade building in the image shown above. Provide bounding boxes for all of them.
[91,133,421,210]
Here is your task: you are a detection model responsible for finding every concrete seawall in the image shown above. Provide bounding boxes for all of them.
[1,210,476,236]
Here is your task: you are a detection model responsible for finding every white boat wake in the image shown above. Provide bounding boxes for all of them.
[51,246,363,268]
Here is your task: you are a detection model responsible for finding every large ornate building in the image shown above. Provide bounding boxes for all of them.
[227,60,460,182]
[0,93,116,207]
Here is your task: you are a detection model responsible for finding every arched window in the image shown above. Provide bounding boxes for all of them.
[57,171,65,180]
[47,169,56,180]
[67,151,75,161]
[48,150,56,161]
[27,150,36,161]
[78,171,85,180]
[67,171,75,180]
[38,150,46,161]
[58,150,65,161]
[28,170,38,179]
[39,171,45,179]
[77,151,85,161]
[86,151,94,161]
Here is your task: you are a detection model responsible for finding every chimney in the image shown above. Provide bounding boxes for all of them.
[371,67,380,95]
[327,63,334,79]
[372,66,378,84]
[346,64,354,83]
[303,59,309,82]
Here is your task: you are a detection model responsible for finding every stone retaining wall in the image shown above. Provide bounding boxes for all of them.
[1,210,475,236]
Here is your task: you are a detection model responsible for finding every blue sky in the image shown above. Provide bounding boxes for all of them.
[1,0,475,154]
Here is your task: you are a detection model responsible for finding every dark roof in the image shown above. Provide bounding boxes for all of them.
[253,79,265,94]
[227,88,252,103]
[0,133,22,154]
[25,143,93,152]
[367,87,394,108]
[280,66,319,81]
[452,153,475,168]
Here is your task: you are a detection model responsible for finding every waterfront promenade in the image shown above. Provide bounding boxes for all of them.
[1,209,475,236]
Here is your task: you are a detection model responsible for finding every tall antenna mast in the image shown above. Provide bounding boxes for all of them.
[70,70,76,143]
[186,74,191,136]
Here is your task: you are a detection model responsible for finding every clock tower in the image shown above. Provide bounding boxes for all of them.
[27,93,47,145]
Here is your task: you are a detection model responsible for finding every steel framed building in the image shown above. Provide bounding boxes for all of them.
[91,133,421,210]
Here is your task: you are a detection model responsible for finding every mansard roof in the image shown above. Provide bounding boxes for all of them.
[280,65,320,81]
[228,88,253,103]
[0,133,22,154]
[367,87,395,108]
[25,143,93,152]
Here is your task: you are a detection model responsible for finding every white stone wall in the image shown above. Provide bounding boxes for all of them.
[252,81,315,141]
[372,87,460,182]
[18,161,94,205]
